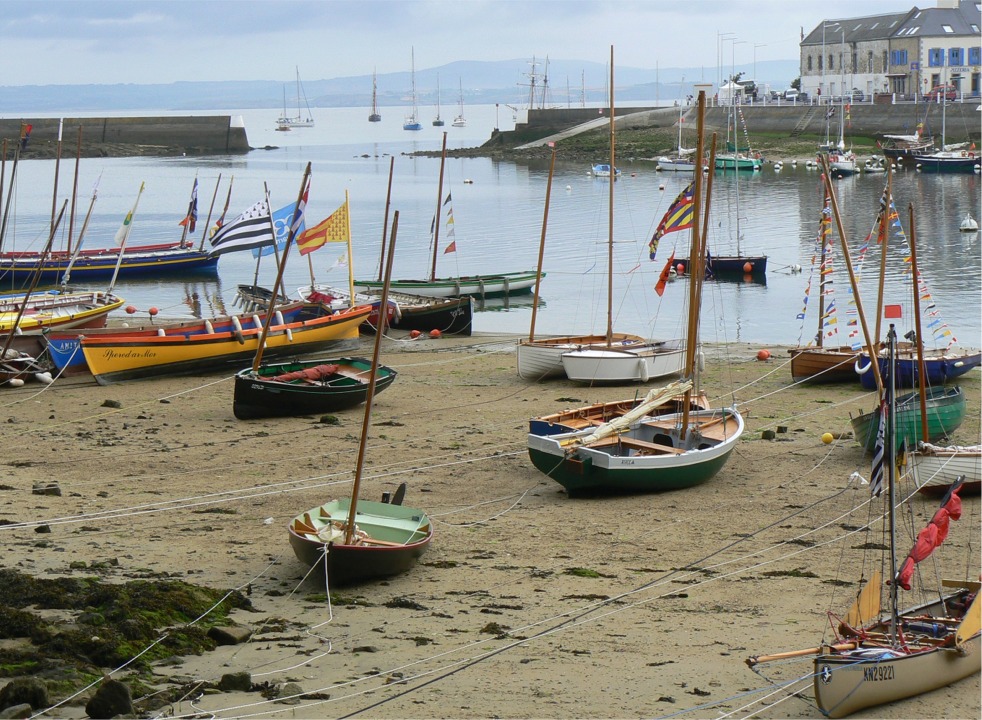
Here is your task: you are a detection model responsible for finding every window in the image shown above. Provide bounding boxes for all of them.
[867,51,873,73]
[890,49,908,66]
[928,48,944,67]
[970,47,981,65]
[949,47,964,65]
[819,55,824,71]
[808,55,813,71]
[941,24,954,33]
[882,51,888,70]
[829,53,834,70]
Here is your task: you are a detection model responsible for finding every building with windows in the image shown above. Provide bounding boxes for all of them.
[799,0,980,101]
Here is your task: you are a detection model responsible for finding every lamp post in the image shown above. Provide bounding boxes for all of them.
[754,43,766,101]
[718,31,735,104]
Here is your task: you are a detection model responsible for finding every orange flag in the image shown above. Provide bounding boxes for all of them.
[297,200,349,256]
[655,251,676,296]
[443,241,457,254]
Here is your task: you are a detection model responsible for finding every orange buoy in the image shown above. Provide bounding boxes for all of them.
[676,263,685,274]
[409,329,421,339]
[125,305,137,314]
[756,349,771,361]
[743,262,753,273]
[148,307,159,316]
[429,329,442,339]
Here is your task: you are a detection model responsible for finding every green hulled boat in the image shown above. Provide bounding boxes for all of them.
[850,385,967,453]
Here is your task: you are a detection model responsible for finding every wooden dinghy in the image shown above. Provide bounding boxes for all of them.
[233,357,397,419]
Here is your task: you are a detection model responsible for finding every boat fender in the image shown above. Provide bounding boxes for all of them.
[204,320,214,335]
[855,358,873,375]
[275,310,293,341]
[639,359,649,383]
[697,351,705,372]
[252,314,262,330]
[157,328,166,337]
[231,316,245,344]
[962,151,968,157]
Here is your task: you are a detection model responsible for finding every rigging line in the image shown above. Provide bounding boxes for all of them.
[664,671,815,720]
[429,484,536,527]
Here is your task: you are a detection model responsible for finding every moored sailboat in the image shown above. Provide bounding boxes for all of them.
[403,48,422,131]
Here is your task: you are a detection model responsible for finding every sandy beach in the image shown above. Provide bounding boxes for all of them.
[0,331,979,719]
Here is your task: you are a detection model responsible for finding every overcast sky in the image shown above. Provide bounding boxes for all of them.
[2,0,903,86]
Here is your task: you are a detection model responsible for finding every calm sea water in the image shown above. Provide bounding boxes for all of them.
[4,105,980,349]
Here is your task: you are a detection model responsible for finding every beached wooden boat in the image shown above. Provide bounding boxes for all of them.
[0,289,124,334]
[850,385,966,452]
[528,388,710,437]
[233,357,397,420]
[287,197,432,585]
[518,333,648,380]
[789,345,864,383]
[749,332,981,719]
[528,90,745,496]
[561,340,685,384]
[288,496,432,584]
[79,302,369,384]
[911,442,981,495]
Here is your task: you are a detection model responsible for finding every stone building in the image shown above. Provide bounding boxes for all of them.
[799,0,980,101]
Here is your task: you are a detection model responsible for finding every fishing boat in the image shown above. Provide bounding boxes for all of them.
[403,48,422,131]
[302,284,472,336]
[748,331,981,718]
[911,442,981,495]
[275,67,314,129]
[234,357,396,420]
[287,202,432,585]
[452,78,466,127]
[368,69,381,122]
[80,302,369,385]
[45,302,312,376]
[354,132,541,300]
[528,89,745,495]
[857,346,981,390]
[558,50,685,385]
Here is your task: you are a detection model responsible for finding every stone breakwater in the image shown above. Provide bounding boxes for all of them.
[0,115,251,159]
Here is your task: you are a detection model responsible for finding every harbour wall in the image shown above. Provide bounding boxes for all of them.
[0,116,251,155]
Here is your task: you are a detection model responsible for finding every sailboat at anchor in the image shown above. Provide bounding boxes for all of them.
[276,66,315,130]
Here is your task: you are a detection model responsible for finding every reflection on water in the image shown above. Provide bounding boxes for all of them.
[473,294,543,313]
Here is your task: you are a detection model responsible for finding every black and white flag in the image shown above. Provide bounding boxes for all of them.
[208,200,274,256]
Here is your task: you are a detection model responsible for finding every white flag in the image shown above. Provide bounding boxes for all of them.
[114,182,145,247]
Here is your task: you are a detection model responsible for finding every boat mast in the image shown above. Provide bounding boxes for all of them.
[67,125,82,256]
[682,91,709,431]
[873,165,893,345]
[885,324,899,643]
[820,155,884,395]
[376,156,396,283]
[251,162,311,372]
[527,144,556,342]
[345,210,400,545]
[430,131,448,282]
[907,204,930,442]
[606,45,614,347]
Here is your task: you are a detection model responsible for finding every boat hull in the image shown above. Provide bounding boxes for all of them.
[527,408,744,495]
[656,157,697,172]
[81,304,370,384]
[911,443,982,495]
[233,357,397,420]
[850,386,967,452]
[0,244,218,286]
[858,350,982,389]
[354,271,542,299]
[912,152,981,173]
[0,290,125,334]
[561,341,685,384]
[516,333,647,380]
[288,498,432,585]
[675,255,766,281]
[373,295,472,336]
[529,393,711,436]
[788,346,862,384]
[714,155,761,171]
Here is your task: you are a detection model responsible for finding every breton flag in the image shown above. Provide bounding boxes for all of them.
[297,198,349,256]
[649,182,694,260]
[178,179,198,232]
[114,182,146,247]
[208,200,275,256]
[869,388,891,498]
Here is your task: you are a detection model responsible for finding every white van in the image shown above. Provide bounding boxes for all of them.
[784,89,799,101]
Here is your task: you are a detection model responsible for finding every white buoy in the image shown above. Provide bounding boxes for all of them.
[34,372,53,384]
[7,378,24,387]
[566,185,572,191]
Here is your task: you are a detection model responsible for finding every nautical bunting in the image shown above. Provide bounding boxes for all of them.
[649,182,694,260]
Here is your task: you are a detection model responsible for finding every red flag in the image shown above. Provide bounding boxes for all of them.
[654,251,675,296]
[443,241,456,254]
[884,304,902,319]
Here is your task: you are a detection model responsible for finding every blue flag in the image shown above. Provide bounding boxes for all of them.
[252,201,306,257]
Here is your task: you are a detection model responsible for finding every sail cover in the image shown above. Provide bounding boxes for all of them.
[896,479,963,590]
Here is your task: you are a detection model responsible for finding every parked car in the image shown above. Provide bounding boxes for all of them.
[926,84,957,101]
[847,88,865,102]
[784,89,800,101]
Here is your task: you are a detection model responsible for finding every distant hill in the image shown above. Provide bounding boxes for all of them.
[0,59,799,113]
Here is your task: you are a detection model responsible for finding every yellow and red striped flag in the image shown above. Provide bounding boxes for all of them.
[297,199,349,256]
